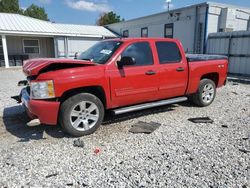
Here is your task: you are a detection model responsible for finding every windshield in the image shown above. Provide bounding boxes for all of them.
[78,40,123,64]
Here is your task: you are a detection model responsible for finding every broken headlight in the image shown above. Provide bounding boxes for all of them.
[30,80,55,99]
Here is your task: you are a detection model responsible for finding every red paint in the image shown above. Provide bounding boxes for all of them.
[21,38,228,125]
[94,148,101,154]
[24,99,60,125]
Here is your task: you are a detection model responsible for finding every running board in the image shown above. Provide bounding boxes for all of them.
[112,97,188,115]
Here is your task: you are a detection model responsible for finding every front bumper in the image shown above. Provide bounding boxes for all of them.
[21,88,60,125]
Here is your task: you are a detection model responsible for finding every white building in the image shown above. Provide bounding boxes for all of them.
[106,2,250,54]
[0,13,117,68]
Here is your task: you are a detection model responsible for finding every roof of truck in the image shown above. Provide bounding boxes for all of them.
[107,37,178,42]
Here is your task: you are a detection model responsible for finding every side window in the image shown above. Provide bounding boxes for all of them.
[156,42,182,64]
[121,42,153,66]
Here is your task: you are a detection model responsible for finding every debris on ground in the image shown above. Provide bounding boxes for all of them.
[232,91,239,95]
[45,173,58,178]
[73,138,85,148]
[221,124,228,128]
[81,182,88,187]
[239,149,250,154]
[188,117,214,124]
[242,137,249,140]
[94,148,101,154]
[27,119,41,127]
[129,121,161,134]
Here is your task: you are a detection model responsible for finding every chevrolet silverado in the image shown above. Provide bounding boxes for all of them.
[17,38,228,136]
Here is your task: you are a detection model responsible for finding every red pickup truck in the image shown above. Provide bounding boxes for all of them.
[18,38,228,136]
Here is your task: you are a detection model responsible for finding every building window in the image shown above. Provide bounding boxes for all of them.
[123,30,129,38]
[0,38,3,54]
[219,28,234,32]
[141,27,148,37]
[23,39,40,54]
[164,23,174,38]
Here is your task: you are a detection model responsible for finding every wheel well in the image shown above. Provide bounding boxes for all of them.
[201,73,219,86]
[59,86,106,108]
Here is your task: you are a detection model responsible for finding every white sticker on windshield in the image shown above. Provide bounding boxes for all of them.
[100,49,112,55]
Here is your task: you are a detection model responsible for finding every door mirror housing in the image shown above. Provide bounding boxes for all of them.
[117,56,136,68]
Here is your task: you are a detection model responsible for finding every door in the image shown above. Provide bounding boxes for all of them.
[155,41,188,99]
[108,42,159,108]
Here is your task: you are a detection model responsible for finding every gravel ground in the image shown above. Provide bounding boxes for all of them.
[0,68,249,187]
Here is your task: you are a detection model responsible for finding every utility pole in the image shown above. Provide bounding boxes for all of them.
[166,0,172,11]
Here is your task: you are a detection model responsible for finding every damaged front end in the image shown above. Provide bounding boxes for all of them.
[11,80,30,103]
[12,58,97,126]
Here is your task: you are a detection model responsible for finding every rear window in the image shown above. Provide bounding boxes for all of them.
[156,42,182,64]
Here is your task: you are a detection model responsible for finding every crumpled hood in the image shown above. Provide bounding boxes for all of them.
[23,58,96,76]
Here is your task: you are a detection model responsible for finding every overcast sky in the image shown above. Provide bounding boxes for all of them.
[19,0,250,25]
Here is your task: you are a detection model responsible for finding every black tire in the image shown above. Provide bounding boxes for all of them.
[59,93,104,137]
[191,79,216,107]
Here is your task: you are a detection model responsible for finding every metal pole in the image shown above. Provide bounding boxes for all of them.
[53,37,58,58]
[2,35,9,68]
[64,37,69,58]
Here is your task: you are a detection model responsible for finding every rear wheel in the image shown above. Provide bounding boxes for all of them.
[59,93,104,137]
[192,79,216,107]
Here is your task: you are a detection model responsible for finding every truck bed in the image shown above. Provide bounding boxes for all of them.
[186,54,228,62]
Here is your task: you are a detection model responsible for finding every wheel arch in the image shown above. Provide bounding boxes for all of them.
[200,72,219,86]
[59,86,107,108]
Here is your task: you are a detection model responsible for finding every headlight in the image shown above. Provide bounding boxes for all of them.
[30,80,55,99]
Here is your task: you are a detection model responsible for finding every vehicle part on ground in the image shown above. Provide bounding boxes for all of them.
[73,138,85,148]
[129,121,161,134]
[27,119,41,127]
[188,117,214,124]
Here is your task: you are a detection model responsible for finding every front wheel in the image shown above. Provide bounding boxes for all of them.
[191,79,216,107]
[59,93,104,137]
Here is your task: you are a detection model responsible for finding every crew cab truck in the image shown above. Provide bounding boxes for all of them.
[18,38,228,137]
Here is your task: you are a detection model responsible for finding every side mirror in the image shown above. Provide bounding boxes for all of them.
[117,56,136,68]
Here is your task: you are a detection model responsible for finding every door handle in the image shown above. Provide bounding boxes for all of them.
[145,70,156,75]
[176,67,185,72]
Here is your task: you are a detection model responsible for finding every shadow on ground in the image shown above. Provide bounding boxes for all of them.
[2,104,177,141]
[2,105,66,142]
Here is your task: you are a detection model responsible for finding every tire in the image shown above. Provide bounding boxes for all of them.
[192,79,216,107]
[59,93,104,137]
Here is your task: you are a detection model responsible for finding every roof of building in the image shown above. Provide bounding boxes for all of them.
[0,13,117,38]
[107,1,250,26]
[209,30,250,37]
